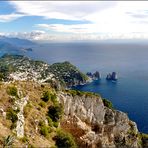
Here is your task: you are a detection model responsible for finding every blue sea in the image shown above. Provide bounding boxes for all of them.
[15,40,148,133]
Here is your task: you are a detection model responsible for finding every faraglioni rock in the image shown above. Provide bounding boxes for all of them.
[112,72,118,80]
[86,71,101,80]
[106,72,118,81]
[93,71,101,80]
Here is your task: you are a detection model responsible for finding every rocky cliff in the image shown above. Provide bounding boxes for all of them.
[58,90,142,148]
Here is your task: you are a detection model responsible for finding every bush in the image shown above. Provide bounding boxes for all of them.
[47,117,53,127]
[65,89,99,98]
[139,133,148,147]
[6,108,19,129]
[6,108,18,123]
[50,93,57,104]
[7,86,18,97]
[40,125,49,137]
[55,130,77,148]
[53,121,59,128]
[102,98,113,109]
[47,104,63,122]
[39,101,46,108]
[41,91,50,102]
[41,91,57,104]
[39,121,51,137]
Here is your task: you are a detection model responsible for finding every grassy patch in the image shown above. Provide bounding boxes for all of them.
[138,133,148,147]
[41,90,57,104]
[54,129,77,148]
[39,121,51,137]
[7,86,18,98]
[65,89,99,97]
[102,98,113,109]
[39,101,46,108]
[47,104,63,122]
[6,108,19,123]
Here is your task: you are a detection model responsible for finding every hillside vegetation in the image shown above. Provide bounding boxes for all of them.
[0,54,89,88]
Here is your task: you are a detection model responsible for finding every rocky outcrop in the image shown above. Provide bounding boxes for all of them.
[86,71,101,80]
[106,72,118,81]
[13,90,28,138]
[15,96,28,138]
[93,71,101,80]
[58,92,140,148]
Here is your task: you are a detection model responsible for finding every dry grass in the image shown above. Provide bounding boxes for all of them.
[0,81,57,147]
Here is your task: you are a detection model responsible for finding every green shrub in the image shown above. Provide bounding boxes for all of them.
[6,108,18,123]
[7,86,18,98]
[47,117,53,127]
[39,121,51,137]
[47,104,63,122]
[102,98,113,109]
[41,91,50,102]
[40,125,49,137]
[55,130,77,148]
[6,108,19,129]
[53,121,59,128]
[39,101,46,108]
[139,133,148,147]
[50,93,57,104]
[41,91,57,104]
[65,89,99,98]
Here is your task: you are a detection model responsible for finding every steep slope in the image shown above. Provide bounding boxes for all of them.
[58,90,141,148]
[0,81,147,147]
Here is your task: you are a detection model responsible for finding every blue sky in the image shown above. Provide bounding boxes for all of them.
[1,1,148,41]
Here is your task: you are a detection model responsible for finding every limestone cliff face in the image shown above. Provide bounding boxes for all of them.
[58,92,140,148]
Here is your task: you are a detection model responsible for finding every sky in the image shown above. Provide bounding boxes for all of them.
[1,1,148,41]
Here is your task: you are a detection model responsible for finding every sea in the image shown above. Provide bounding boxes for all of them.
[5,39,148,133]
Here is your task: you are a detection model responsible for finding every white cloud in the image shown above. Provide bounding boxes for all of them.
[0,13,24,22]
[6,1,148,40]
[9,1,116,20]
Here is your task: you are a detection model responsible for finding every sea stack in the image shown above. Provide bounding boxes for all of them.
[106,73,112,80]
[86,71,101,80]
[93,71,101,80]
[112,72,118,80]
[106,72,118,81]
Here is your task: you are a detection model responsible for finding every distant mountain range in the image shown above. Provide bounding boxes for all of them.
[0,36,36,55]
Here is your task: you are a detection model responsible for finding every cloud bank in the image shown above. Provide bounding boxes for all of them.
[1,1,148,41]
